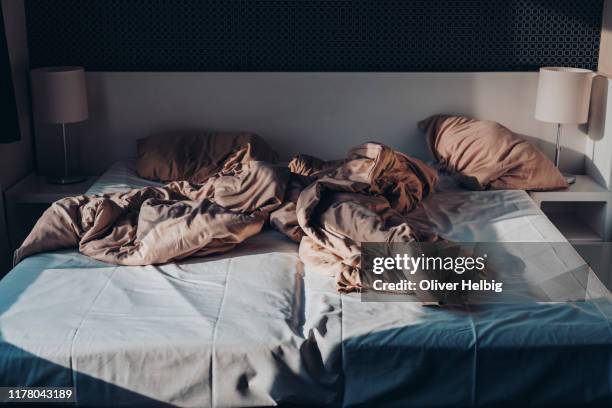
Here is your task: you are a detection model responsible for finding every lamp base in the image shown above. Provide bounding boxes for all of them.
[563,173,576,185]
[47,175,86,185]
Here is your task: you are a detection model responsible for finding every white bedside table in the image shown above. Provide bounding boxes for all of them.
[529,175,612,243]
[5,174,97,251]
[529,175,612,290]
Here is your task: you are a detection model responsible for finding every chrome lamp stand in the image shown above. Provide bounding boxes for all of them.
[554,123,576,185]
[48,123,86,185]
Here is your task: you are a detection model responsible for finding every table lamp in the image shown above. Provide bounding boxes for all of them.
[31,66,89,184]
[535,67,592,185]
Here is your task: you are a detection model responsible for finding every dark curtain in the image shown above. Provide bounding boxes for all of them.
[0,6,20,144]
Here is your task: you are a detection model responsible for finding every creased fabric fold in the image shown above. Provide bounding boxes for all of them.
[272,142,442,292]
[16,140,441,294]
[15,152,287,266]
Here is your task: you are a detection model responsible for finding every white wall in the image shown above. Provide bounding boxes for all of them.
[586,75,612,188]
[35,72,589,176]
[591,0,612,188]
[599,0,612,77]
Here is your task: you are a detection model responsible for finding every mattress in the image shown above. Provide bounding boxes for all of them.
[1,161,611,407]
[325,188,612,407]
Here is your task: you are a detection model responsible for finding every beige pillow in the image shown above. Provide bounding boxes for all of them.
[136,131,278,183]
[419,115,568,191]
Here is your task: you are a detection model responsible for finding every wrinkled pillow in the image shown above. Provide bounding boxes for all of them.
[136,131,278,183]
[418,115,568,191]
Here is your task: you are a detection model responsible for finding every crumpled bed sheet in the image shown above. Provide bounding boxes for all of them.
[1,162,611,407]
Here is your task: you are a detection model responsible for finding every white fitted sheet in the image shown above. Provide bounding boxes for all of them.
[308,178,612,407]
[1,162,610,407]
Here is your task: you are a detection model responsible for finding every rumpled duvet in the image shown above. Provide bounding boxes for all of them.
[273,143,441,292]
[15,139,439,293]
[14,146,287,265]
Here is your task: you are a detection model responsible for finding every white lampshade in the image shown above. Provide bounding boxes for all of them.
[535,67,592,124]
[31,66,89,124]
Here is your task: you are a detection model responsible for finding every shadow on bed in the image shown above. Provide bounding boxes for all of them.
[2,194,610,407]
[3,301,610,407]
[0,260,179,408]
[0,343,175,407]
[275,191,611,407]
[0,263,175,407]
[312,300,612,408]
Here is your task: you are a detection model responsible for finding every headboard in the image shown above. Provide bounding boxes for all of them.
[35,72,600,178]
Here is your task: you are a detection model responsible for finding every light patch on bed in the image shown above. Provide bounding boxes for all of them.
[0,262,116,370]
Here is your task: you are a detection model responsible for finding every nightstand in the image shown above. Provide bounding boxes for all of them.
[529,175,612,243]
[530,175,612,290]
[5,174,96,251]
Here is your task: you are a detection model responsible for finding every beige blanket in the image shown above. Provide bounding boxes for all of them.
[271,143,441,292]
[14,152,287,266]
[15,140,439,294]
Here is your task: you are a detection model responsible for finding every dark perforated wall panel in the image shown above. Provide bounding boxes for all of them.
[25,0,603,72]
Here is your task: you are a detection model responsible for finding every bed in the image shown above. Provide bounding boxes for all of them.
[1,161,611,407]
